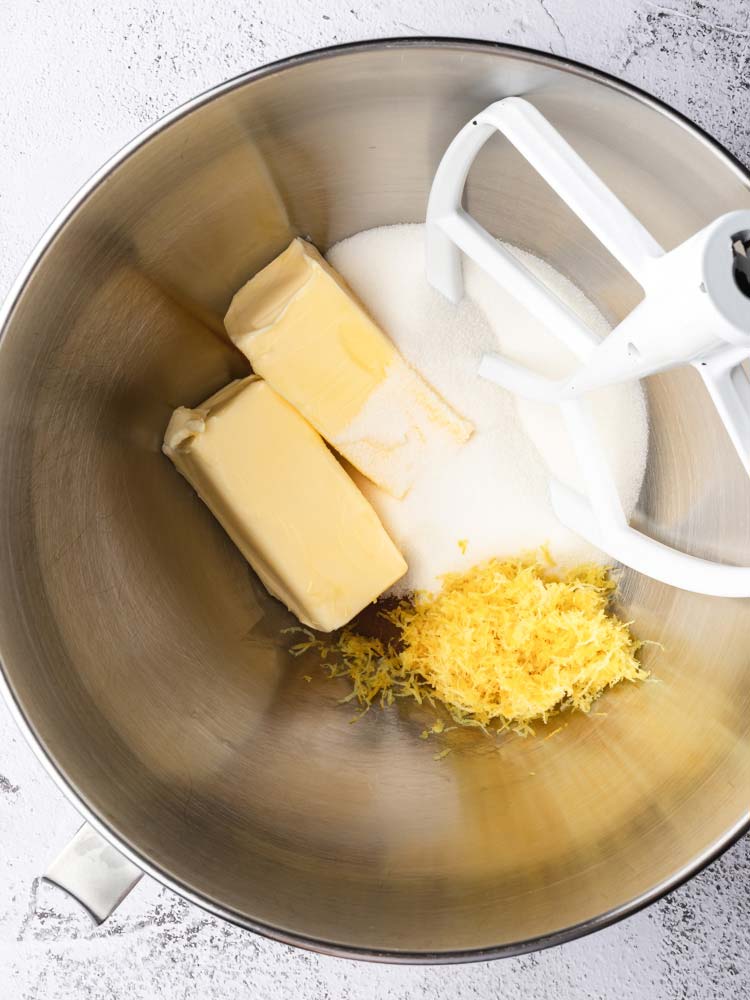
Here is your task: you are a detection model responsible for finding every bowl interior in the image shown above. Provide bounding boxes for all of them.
[2,43,750,957]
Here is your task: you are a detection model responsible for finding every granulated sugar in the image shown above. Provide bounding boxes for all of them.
[327,224,649,595]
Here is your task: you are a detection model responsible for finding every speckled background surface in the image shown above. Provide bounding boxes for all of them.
[2,2,750,997]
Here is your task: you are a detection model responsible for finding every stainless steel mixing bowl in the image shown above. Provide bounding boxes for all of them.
[2,39,750,962]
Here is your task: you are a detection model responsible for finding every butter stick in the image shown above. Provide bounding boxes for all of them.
[163,377,407,632]
[224,238,473,499]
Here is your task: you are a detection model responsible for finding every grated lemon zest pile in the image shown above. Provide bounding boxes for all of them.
[291,555,647,735]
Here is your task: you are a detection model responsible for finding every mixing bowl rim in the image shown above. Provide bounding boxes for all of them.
[1,35,748,964]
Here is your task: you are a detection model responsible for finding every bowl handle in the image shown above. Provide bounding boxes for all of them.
[44,823,143,923]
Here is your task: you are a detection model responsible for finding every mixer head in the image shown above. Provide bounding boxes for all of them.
[427,96,750,596]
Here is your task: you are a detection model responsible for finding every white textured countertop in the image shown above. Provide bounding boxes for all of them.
[2,2,750,997]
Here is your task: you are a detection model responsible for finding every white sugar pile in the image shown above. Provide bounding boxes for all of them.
[327,224,649,595]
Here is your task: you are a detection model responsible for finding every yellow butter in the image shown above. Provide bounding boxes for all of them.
[163,377,407,632]
[224,239,473,498]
